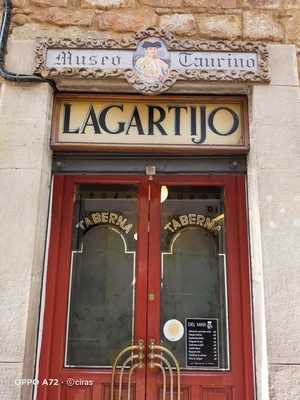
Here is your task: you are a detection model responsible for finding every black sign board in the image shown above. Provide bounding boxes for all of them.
[185,318,219,368]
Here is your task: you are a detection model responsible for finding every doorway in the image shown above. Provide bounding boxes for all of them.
[37,174,254,400]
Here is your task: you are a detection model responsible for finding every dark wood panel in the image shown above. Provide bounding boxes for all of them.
[103,383,136,400]
[62,385,93,400]
[157,385,190,400]
[201,386,233,400]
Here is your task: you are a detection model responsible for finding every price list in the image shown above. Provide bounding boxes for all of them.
[185,318,219,368]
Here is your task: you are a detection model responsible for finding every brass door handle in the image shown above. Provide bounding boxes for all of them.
[110,339,145,400]
[148,339,181,400]
[110,338,180,400]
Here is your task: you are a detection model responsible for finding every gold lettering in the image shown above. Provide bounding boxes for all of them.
[77,212,134,233]
[84,217,93,228]
[172,218,182,231]
[102,212,109,223]
[116,215,127,228]
[91,212,101,224]
[213,225,222,235]
[163,214,221,236]
[196,214,205,226]
[164,222,174,232]
[179,215,189,226]
[203,217,214,231]
[124,223,133,234]
[188,214,196,225]
[109,213,118,224]
[76,221,86,230]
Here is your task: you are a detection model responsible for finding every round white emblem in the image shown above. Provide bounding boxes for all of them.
[163,319,184,342]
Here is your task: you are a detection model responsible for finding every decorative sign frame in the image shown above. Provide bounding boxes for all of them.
[35,27,270,95]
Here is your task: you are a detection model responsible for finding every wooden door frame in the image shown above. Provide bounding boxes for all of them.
[146,175,254,400]
[37,175,150,400]
[37,174,254,400]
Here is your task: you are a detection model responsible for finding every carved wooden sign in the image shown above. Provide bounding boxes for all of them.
[51,94,249,154]
[35,28,269,95]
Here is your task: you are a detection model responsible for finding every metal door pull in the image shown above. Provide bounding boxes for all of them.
[148,339,181,400]
[110,339,145,400]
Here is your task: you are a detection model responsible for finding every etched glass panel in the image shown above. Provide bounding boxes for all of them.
[160,186,229,370]
[66,184,137,367]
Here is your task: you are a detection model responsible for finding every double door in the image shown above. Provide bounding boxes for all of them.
[38,174,254,400]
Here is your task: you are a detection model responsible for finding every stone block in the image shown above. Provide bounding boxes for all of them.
[184,0,236,7]
[243,11,284,41]
[285,12,300,46]
[11,22,108,41]
[0,363,23,400]
[268,44,299,86]
[0,78,52,369]
[0,121,52,171]
[284,0,300,8]
[12,14,29,26]
[81,0,135,9]
[0,141,44,170]
[97,7,158,32]
[12,0,26,7]
[242,0,281,8]
[159,14,197,36]
[31,0,68,7]
[32,7,94,27]
[258,172,300,239]
[257,171,300,363]
[196,14,241,39]
[0,168,44,361]
[0,119,50,147]
[269,365,300,399]
[22,169,51,394]
[6,40,35,75]
[142,0,182,6]
[251,85,300,127]
[0,83,53,125]
[251,122,300,171]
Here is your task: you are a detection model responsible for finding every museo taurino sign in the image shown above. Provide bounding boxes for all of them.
[35,28,269,95]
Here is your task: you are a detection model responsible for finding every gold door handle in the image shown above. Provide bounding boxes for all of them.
[148,339,181,400]
[110,339,145,400]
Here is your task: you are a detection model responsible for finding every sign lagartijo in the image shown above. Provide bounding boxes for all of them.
[52,95,248,154]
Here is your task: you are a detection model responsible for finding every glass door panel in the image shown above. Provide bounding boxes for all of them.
[66,184,138,368]
[160,186,229,370]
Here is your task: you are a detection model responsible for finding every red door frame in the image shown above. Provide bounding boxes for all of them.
[37,175,150,400]
[37,174,254,400]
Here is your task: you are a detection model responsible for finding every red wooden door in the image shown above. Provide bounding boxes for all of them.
[37,175,254,400]
[146,176,254,400]
[37,176,150,400]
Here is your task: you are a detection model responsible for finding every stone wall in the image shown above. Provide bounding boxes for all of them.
[248,44,300,400]
[4,0,300,80]
[0,76,53,399]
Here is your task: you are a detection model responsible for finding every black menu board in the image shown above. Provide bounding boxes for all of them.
[185,318,219,368]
